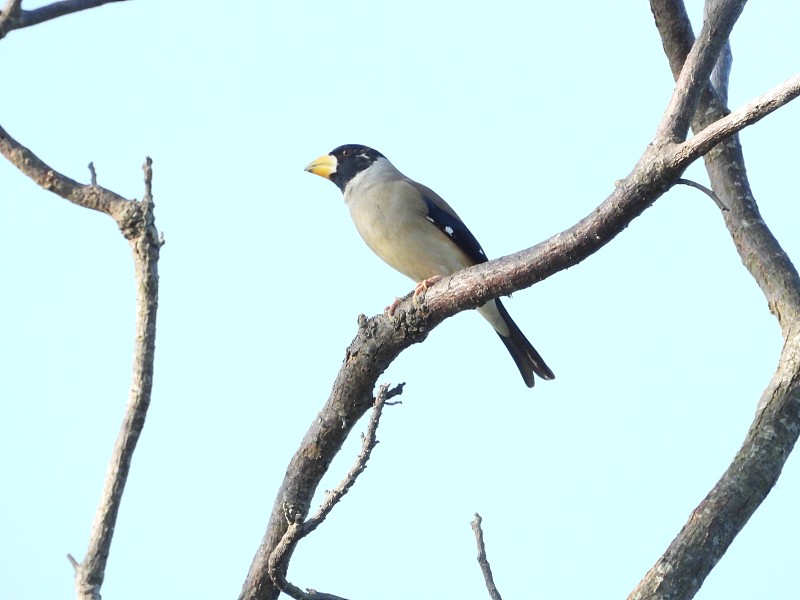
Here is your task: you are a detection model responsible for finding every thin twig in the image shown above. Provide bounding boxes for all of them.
[266,384,398,600]
[303,383,394,536]
[471,514,504,600]
[675,178,727,210]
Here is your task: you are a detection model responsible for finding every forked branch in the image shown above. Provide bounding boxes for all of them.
[1,123,163,600]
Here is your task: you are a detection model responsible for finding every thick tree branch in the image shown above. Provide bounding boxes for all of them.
[240,38,800,600]
[0,0,127,38]
[626,3,800,600]
[656,0,746,142]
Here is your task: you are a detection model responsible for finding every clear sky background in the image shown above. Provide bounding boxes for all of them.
[1,2,799,599]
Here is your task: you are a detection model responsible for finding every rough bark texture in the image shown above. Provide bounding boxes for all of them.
[626,3,800,600]
[0,125,162,600]
[4,2,800,600]
[239,2,800,597]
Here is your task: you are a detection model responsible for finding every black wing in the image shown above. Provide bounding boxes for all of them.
[422,194,488,266]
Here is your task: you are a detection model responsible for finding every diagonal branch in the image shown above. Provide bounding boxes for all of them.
[0,0,128,38]
[239,44,800,600]
[679,73,800,163]
[266,385,394,600]
[0,123,143,238]
[626,2,800,600]
[655,0,747,142]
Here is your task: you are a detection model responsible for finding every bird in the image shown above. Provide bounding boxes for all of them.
[304,144,555,388]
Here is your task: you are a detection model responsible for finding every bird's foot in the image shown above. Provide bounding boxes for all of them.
[412,276,443,304]
[385,297,403,317]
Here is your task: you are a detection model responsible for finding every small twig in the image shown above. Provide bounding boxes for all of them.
[384,381,405,403]
[88,161,97,186]
[303,382,395,536]
[266,383,399,599]
[471,514,504,600]
[676,178,727,210]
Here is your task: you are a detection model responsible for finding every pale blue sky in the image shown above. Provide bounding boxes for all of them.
[1,2,799,599]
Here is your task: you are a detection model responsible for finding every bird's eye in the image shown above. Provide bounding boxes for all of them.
[342,148,351,157]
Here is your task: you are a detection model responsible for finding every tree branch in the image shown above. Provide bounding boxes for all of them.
[239,43,800,600]
[679,73,800,162]
[2,126,165,598]
[0,0,128,38]
[675,178,726,210]
[471,514,503,600]
[70,157,162,600]
[655,0,746,142]
[265,385,395,600]
[0,123,144,238]
[626,2,800,600]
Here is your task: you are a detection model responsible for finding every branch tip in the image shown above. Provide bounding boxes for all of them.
[470,513,503,600]
[676,178,728,210]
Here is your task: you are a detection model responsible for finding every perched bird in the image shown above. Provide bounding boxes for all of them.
[305,144,554,388]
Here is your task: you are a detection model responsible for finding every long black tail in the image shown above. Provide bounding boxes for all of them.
[495,299,555,388]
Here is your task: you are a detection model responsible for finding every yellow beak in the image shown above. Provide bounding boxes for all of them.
[304,154,337,179]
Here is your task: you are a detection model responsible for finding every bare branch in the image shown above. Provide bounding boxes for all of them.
[675,178,727,210]
[626,3,800,600]
[264,385,395,600]
[656,0,746,143]
[680,73,800,161]
[241,54,800,600]
[69,158,161,600]
[0,123,143,238]
[303,383,394,536]
[0,0,128,38]
[705,2,733,102]
[471,514,503,600]
[266,518,351,600]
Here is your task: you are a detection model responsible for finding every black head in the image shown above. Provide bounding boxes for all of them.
[327,145,385,192]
